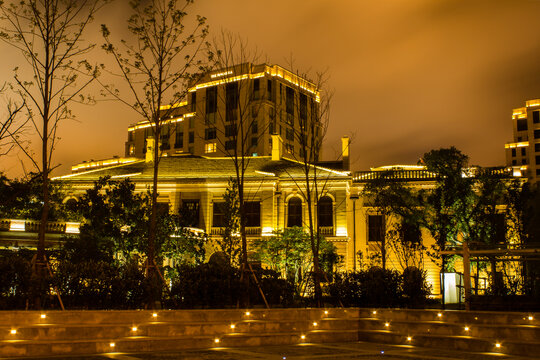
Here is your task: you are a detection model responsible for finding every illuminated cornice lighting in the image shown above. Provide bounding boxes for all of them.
[526,99,540,107]
[255,170,276,177]
[70,157,139,173]
[505,141,529,149]
[128,114,192,132]
[159,101,187,110]
[111,173,142,179]
[371,165,426,171]
[211,70,233,78]
[65,222,80,234]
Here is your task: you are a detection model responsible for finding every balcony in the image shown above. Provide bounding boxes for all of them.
[319,226,334,236]
[211,227,261,236]
[1,219,81,234]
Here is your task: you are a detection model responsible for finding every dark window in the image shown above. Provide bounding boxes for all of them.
[267,79,273,101]
[535,143,540,152]
[517,119,528,132]
[189,131,194,144]
[521,147,526,156]
[128,131,134,142]
[401,223,421,244]
[533,111,539,124]
[191,92,197,112]
[511,148,516,157]
[226,82,239,122]
[317,196,333,227]
[537,169,540,176]
[512,160,517,165]
[225,140,236,150]
[205,127,217,140]
[160,127,170,150]
[269,122,274,134]
[535,129,540,139]
[180,200,200,228]
[368,215,385,242]
[299,93,307,121]
[252,120,258,134]
[252,79,260,100]
[286,127,294,141]
[251,137,258,147]
[212,202,226,227]
[206,86,217,114]
[287,197,302,227]
[286,86,294,115]
[244,201,260,227]
[536,155,540,165]
[522,159,528,165]
[491,213,506,244]
[225,124,237,137]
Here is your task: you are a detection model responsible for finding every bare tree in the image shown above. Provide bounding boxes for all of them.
[0,85,26,157]
[0,0,106,309]
[101,0,210,307]
[279,66,335,306]
[206,32,269,305]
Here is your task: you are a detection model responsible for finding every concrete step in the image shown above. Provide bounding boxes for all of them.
[0,329,358,358]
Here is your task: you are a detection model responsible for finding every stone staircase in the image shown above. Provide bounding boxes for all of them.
[356,308,540,358]
[0,308,359,358]
[0,308,538,358]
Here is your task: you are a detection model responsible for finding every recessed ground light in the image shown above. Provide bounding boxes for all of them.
[384,322,390,327]
[10,329,16,335]
[152,313,157,318]
[230,324,235,329]
[40,314,46,319]
[245,311,250,316]
[313,322,318,326]
[324,310,328,315]
[495,343,501,348]
[407,336,412,341]
[372,310,377,315]
[437,313,442,317]
[214,338,220,344]
[464,326,470,331]
[132,327,137,332]
[110,342,115,348]
[300,335,306,340]
[528,316,534,321]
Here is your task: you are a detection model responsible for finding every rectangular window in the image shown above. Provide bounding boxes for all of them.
[517,119,528,132]
[537,169,540,176]
[286,127,294,141]
[252,78,260,100]
[535,129,540,139]
[286,86,294,115]
[511,148,516,157]
[521,147,526,156]
[299,93,307,120]
[205,127,217,140]
[534,111,539,124]
[252,120,258,134]
[535,143,540,152]
[251,137,258,147]
[512,159,517,165]
[368,215,385,242]
[269,122,274,134]
[175,123,183,148]
[244,201,260,227]
[212,202,226,227]
[206,86,217,114]
[536,155,540,165]
[225,140,236,150]
[128,131,134,142]
[226,82,238,122]
[267,79,273,101]
[180,200,200,228]
[225,124,237,137]
[189,131,194,144]
[160,127,170,150]
[205,142,216,153]
[522,158,528,165]
[189,117,195,129]
[191,92,197,112]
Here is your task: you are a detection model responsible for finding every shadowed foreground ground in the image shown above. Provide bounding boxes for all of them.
[14,341,535,360]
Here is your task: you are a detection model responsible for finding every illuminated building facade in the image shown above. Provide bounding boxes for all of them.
[124,63,322,160]
[505,99,540,184]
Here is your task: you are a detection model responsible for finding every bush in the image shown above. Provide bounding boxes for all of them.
[401,267,431,308]
[0,250,33,309]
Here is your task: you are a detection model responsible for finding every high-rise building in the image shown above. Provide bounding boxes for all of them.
[124,63,322,161]
[505,99,540,184]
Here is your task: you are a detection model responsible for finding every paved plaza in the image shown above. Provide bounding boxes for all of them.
[13,341,536,360]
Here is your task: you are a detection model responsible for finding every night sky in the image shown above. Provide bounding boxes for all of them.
[2,0,540,177]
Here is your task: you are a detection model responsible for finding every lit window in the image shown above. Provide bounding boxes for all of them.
[205,142,217,153]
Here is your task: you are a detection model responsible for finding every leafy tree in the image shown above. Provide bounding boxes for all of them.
[214,178,241,266]
[101,0,211,306]
[0,0,107,309]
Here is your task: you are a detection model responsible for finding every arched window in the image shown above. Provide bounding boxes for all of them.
[317,196,333,227]
[287,197,302,227]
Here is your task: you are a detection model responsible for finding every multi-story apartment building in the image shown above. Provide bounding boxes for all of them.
[505,99,540,184]
[124,63,322,161]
